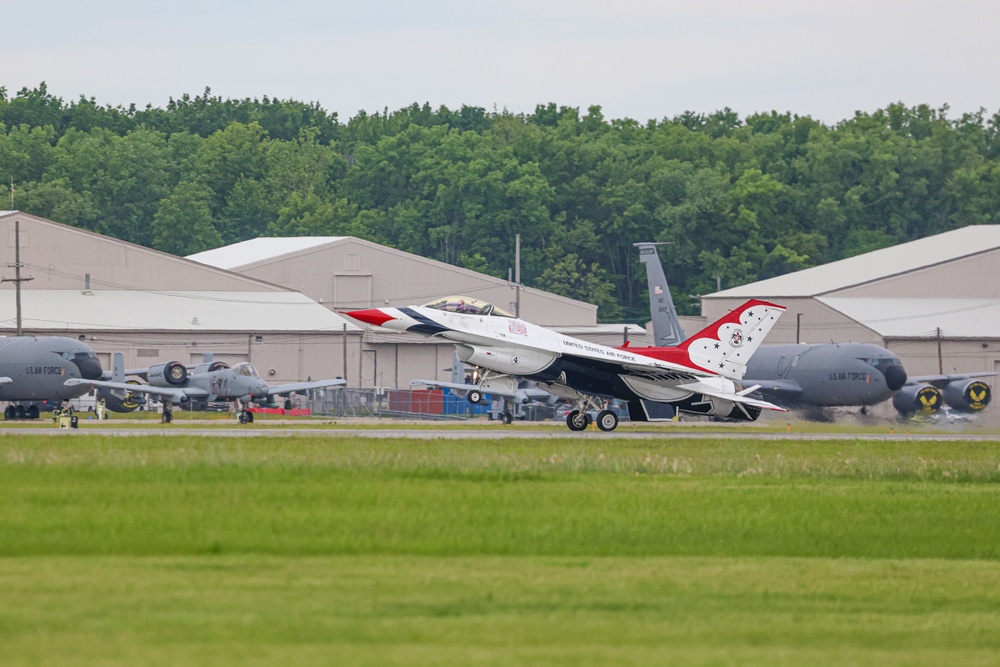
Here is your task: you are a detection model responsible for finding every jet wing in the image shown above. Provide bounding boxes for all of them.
[676,381,790,412]
[266,378,346,398]
[64,378,207,402]
[742,377,804,399]
[907,372,998,388]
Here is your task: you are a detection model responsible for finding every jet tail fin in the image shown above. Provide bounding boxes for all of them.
[678,299,786,379]
[635,242,686,347]
[450,351,466,386]
[111,352,125,388]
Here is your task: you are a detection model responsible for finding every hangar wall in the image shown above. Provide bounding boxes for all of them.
[0,212,285,293]
[196,237,598,327]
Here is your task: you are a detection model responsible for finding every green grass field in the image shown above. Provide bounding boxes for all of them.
[3,434,1000,665]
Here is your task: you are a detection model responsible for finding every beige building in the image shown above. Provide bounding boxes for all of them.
[0,211,363,385]
[701,225,1000,379]
[188,237,614,388]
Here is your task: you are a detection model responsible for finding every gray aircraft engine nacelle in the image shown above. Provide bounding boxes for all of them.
[942,379,992,413]
[147,361,189,387]
[892,384,943,415]
[456,345,557,376]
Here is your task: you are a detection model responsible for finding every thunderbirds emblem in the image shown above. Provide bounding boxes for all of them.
[729,329,745,348]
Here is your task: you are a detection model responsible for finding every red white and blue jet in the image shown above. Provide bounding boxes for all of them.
[344,296,788,432]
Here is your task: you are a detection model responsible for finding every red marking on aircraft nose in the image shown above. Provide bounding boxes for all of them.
[343,309,396,327]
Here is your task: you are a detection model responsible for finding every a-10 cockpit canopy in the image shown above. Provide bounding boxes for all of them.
[423,296,515,318]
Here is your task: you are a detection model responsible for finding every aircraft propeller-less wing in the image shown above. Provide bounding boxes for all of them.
[66,358,345,424]
[344,295,787,432]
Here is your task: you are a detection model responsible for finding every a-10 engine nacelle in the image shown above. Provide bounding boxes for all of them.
[147,361,189,387]
[942,379,992,413]
[892,384,943,415]
[456,344,557,376]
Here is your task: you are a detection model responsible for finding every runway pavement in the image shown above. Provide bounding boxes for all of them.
[6,421,1000,441]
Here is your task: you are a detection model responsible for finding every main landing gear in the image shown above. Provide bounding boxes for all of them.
[564,398,619,432]
[4,404,40,420]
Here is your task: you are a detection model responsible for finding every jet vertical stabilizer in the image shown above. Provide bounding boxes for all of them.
[635,242,686,347]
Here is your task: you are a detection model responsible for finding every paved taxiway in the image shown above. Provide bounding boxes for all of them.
[7,424,1000,441]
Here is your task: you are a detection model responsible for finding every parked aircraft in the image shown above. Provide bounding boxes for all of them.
[66,354,346,423]
[344,295,788,432]
[636,243,994,418]
[410,351,560,423]
[0,336,103,420]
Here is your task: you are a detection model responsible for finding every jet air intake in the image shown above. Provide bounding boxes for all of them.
[456,345,557,376]
[147,361,188,387]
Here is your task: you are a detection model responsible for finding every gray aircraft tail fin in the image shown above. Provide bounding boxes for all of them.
[634,242,686,347]
[450,351,466,385]
[112,352,125,384]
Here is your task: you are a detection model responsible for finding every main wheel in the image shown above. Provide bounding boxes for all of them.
[246,411,254,423]
[596,409,618,432]
[4,405,14,420]
[26,405,40,420]
[467,390,482,404]
[15,405,26,420]
[501,412,513,425]
[566,409,589,431]
[162,411,173,424]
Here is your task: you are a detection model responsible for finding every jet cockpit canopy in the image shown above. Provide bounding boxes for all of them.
[423,296,514,318]
[232,362,261,378]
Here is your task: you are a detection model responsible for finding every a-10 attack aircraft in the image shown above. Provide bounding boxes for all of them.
[0,336,104,420]
[635,242,995,419]
[66,353,346,423]
[410,351,560,423]
[344,296,789,432]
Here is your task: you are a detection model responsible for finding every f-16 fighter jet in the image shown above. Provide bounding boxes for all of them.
[344,296,788,432]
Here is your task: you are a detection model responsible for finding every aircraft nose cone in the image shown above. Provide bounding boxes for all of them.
[343,309,396,327]
[73,355,104,381]
[884,364,907,392]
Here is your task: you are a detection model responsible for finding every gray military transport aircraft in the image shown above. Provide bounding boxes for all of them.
[636,242,994,419]
[0,336,103,420]
[66,353,346,423]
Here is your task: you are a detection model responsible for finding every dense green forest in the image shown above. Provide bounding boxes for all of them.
[3,83,1000,322]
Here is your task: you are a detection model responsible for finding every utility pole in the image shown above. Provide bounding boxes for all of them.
[937,327,943,374]
[514,234,521,318]
[2,220,34,336]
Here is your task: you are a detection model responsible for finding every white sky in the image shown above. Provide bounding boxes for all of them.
[5,0,1000,125]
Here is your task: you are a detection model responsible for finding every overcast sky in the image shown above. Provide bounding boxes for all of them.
[6,0,999,125]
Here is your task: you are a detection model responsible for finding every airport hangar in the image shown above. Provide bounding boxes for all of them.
[695,224,1000,387]
[1,211,634,392]
[187,236,643,388]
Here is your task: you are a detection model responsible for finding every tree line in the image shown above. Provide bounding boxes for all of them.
[3,82,1000,322]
